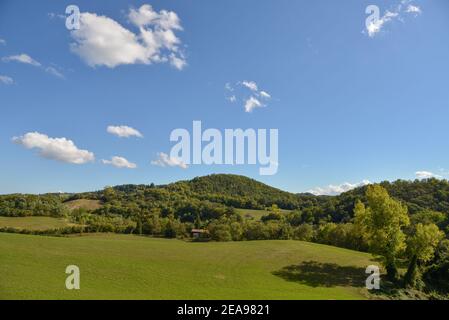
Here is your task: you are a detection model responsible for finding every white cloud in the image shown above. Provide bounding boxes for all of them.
[0,75,14,85]
[225,83,234,92]
[2,53,64,79]
[107,125,143,138]
[12,132,95,164]
[226,80,272,112]
[70,4,186,70]
[242,81,258,92]
[48,12,65,20]
[244,96,263,113]
[102,156,137,169]
[406,5,421,14]
[169,52,187,70]
[0,39,6,45]
[366,1,421,37]
[2,54,41,66]
[151,152,188,169]
[415,171,441,179]
[260,91,271,99]
[129,4,182,30]
[367,10,398,37]
[308,180,371,196]
[45,66,65,79]
[227,95,236,103]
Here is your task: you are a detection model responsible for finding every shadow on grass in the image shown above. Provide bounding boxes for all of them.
[273,261,367,288]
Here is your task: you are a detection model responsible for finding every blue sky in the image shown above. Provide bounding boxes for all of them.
[1,0,449,195]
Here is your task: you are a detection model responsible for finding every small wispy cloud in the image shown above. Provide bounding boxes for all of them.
[151,152,188,169]
[225,83,234,92]
[2,53,65,79]
[225,80,272,113]
[415,171,441,179]
[244,96,262,113]
[242,80,258,92]
[308,180,371,196]
[2,53,41,66]
[0,75,14,85]
[0,38,6,45]
[102,156,137,169]
[260,91,271,99]
[227,95,236,103]
[48,12,66,20]
[365,0,422,38]
[406,5,421,14]
[107,125,143,138]
[45,66,65,79]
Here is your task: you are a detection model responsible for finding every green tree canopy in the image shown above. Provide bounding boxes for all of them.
[354,185,410,281]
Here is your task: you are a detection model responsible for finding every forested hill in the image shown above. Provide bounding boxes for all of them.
[165,174,320,210]
[331,178,449,222]
[2,174,449,223]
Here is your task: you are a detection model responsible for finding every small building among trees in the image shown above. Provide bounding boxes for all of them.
[191,229,209,239]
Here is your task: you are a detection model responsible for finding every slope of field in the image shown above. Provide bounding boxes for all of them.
[0,233,375,300]
[0,217,73,231]
[236,208,292,220]
[64,199,102,211]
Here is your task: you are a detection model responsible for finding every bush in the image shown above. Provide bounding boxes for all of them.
[208,222,232,241]
[293,224,314,241]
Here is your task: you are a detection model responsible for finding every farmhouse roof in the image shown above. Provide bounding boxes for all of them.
[191,229,208,233]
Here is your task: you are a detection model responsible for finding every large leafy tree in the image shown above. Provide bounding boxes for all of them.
[404,223,444,288]
[354,185,410,281]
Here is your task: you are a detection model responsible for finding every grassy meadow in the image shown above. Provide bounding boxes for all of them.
[64,199,103,211]
[0,216,74,231]
[0,232,376,300]
[236,208,292,220]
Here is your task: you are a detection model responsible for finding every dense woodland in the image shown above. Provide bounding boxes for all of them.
[1,174,449,295]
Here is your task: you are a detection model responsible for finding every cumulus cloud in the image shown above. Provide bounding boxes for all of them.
[2,53,41,66]
[12,132,95,164]
[107,125,143,138]
[151,152,188,169]
[308,180,371,196]
[0,75,14,85]
[102,156,137,169]
[226,80,272,112]
[69,4,186,70]
[415,171,441,179]
[365,1,421,38]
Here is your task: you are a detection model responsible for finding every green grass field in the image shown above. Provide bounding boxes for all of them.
[64,199,102,211]
[0,216,74,231]
[0,232,376,300]
[236,208,292,220]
